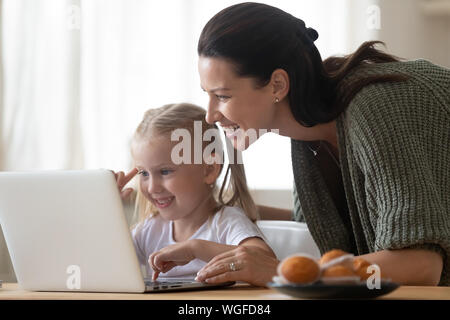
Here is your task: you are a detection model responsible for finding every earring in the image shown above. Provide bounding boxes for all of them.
[274,97,280,103]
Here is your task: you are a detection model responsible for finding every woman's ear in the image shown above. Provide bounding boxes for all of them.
[270,68,290,101]
[203,153,222,185]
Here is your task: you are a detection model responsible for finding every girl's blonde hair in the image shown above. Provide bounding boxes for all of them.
[131,103,258,229]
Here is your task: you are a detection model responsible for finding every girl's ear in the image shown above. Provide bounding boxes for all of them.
[270,68,290,101]
[203,153,222,185]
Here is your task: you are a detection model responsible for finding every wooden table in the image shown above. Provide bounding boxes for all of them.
[1,282,449,300]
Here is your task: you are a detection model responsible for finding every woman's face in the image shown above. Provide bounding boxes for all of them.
[198,56,277,150]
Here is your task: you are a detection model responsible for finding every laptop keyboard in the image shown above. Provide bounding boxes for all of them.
[144,278,195,290]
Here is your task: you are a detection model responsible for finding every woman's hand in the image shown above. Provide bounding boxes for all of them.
[148,241,197,281]
[195,246,280,287]
[113,168,138,200]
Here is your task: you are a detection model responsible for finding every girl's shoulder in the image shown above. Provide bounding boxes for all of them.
[216,205,247,216]
[212,206,249,224]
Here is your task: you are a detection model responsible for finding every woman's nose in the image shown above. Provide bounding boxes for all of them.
[205,101,221,124]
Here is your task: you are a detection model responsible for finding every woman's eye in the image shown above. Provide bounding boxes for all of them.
[216,95,230,101]
[138,170,149,177]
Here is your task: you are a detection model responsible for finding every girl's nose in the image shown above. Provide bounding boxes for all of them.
[146,176,162,194]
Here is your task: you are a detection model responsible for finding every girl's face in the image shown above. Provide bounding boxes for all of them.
[131,135,215,222]
[198,56,277,150]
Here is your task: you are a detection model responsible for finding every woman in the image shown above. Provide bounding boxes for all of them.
[194,2,449,286]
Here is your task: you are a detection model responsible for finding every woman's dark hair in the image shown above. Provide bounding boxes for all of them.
[198,2,408,127]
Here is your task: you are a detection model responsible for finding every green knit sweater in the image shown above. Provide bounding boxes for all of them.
[291,59,450,286]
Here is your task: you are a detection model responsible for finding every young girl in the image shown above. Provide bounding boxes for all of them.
[114,103,275,281]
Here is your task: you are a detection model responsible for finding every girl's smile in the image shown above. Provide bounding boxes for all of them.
[152,196,175,209]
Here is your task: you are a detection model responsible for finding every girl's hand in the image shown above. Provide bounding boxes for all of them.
[149,241,197,281]
[113,168,138,200]
[195,246,279,287]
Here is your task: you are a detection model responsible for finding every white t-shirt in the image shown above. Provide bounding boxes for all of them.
[131,206,265,279]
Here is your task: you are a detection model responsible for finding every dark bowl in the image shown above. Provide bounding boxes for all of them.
[268,280,399,299]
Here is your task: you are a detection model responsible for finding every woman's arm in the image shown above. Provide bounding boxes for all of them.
[196,247,444,287]
[360,248,444,286]
[257,205,292,220]
[149,237,275,280]
[191,237,275,262]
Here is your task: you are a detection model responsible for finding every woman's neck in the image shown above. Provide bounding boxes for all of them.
[272,101,338,149]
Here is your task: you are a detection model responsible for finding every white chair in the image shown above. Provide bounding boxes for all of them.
[256,220,321,260]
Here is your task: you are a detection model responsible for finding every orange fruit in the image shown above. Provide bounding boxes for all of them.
[322,265,356,278]
[280,256,320,284]
[319,249,349,266]
[353,258,372,280]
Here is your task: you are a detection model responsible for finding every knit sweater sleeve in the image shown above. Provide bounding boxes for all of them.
[346,74,450,284]
[292,183,306,222]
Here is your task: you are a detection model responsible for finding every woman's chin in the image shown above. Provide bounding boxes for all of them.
[224,127,263,152]
[229,135,256,152]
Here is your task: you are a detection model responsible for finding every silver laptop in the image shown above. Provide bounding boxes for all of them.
[0,169,233,293]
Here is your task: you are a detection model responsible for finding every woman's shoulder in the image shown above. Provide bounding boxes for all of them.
[378,59,449,79]
[345,59,449,100]
[347,59,449,82]
[337,60,449,165]
[342,60,449,126]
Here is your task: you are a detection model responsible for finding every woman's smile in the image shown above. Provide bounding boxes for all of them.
[220,123,241,139]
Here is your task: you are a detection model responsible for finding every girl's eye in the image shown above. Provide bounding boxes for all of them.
[160,169,173,176]
[138,170,149,177]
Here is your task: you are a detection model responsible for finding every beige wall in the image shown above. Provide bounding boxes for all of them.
[377,0,450,68]
[250,189,294,211]
[345,0,449,68]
